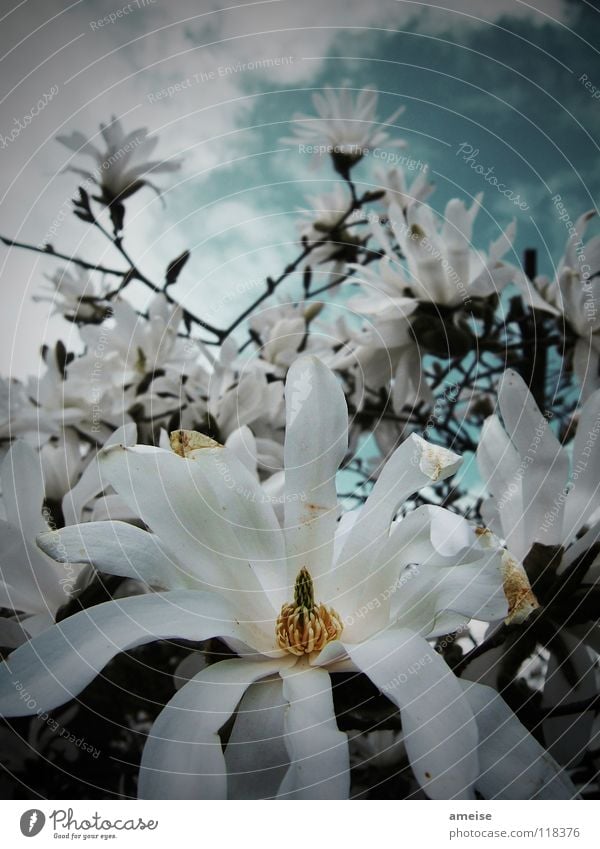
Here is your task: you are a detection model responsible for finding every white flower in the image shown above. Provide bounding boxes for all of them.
[57,117,181,204]
[68,294,199,395]
[382,196,517,307]
[249,299,348,380]
[34,268,111,324]
[299,184,351,237]
[164,339,286,471]
[0,377,58,443]
[529,211,600,399]
[26,344,96,435]
[297,184,364,285]
[0,359,573,799]
[372,163,435,213]
[477,369,600,766]
[337,319,432,414]
[0,442,86,637]
[283,87,405,174]
[0,424,138,647]
[349,256,417,321]
[39,429,82,502]
[478,369,600,561]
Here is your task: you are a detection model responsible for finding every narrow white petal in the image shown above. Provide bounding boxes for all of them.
[498,370,569,550]
[1,441,46,533]
[100,444,286,613]
[347,629,478,799]
[326,436,461,622]
[462,680,577,799]
[224,426,258,476]
[62,424,137,526]
[139,658,286,799]
[563,387,600,540]
[37,521,187,590]
[348,505,491,639]
[477,415,527,558]
[278,665,349,799]
[0,591,266,716]
[283,357,348,587]
[391,556,507,637]
[225,676,290,798]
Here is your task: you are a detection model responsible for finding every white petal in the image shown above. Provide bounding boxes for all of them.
[0,591,266,716]
[563,387,600,541]
[345,507,498,641]
[498,370,569,550]
[1,441,46,533]
[100,444,286,614]
[573,336,600,401]
[461,680,577,799]
[225,676,290,798]
[277,665,349,799]
[224,426,258,476]
[0,520,68,615]
[391,554,507,637]
[62,424,137,526]
[326,436,462,623]
[346,629,478,799]
[283,357,348,587]
[477,415,526,557]
[139,658,286,799]
[37,521,187,590]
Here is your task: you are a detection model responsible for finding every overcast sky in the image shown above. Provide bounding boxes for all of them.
[1,0,599,377]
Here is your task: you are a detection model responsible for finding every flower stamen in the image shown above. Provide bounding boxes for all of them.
[276,567,343,656]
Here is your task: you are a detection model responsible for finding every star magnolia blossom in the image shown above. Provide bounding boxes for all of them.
[56,117,181,204]
[372,163,435,214]
[375,196,517,307]
[0,442,86,642]
[476,370,600,767]
[296,184,364,286]
[531,211,600,399]
[162,338,286,466]
[249,300,330,375]
[0,359,574,799]
[478,369,600,565]
[336,319,433,414]
[34,268,111,324]
[0,424,138,649]
[0,377,58,443]
[283,87,405,174]
[68,294,199,393]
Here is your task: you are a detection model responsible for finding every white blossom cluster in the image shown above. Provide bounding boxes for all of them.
[0,90,598,801]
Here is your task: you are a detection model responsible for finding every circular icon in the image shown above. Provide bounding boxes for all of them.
[19,810,46,837]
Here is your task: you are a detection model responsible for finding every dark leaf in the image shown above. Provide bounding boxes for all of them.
[109,201,126,236]
[165,250,190,287]
[55,340,68,379]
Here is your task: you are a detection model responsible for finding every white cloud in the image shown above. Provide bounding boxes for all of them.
[0,0,574,375]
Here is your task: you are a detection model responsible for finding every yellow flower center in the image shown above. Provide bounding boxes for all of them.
[276,567,343,656]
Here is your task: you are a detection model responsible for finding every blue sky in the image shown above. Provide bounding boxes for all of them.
[1,0,599,375]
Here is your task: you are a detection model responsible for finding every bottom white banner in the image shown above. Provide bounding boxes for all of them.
[0,800,597,847]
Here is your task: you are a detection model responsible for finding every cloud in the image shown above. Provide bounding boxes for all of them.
[0,0,578,376]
